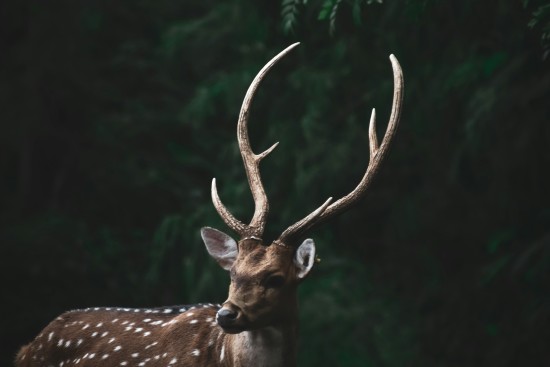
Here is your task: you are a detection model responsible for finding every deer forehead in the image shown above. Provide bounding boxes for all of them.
[233,243,293,276]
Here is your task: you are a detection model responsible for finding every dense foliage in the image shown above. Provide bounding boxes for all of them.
[1,0,549,365]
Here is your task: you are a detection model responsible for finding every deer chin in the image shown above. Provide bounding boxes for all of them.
[219,324,247,334]
[217,315,266,334]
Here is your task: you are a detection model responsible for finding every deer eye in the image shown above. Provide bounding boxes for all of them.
[264,275,285,288]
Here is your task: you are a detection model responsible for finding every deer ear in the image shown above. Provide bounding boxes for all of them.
[294,239,316,279]
[201,227,238,271]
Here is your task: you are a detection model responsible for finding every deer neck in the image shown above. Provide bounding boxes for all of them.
[223,295,299,367]
[226,324,297,367]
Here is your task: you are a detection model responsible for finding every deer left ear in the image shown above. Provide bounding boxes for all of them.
[294,239,316,279]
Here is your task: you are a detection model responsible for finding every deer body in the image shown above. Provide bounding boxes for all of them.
[16,43,404,366]
[17,305,296,367]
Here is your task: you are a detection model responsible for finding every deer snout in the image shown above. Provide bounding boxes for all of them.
[216,304,243,331]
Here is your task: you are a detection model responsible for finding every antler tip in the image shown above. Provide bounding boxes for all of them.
[389,54,403,73]
[281,42,300,54]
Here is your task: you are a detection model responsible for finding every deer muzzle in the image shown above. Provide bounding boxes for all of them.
[216,302,245,334]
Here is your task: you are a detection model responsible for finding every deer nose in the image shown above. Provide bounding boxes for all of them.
[216,307,240,327]
[218,308,237,319]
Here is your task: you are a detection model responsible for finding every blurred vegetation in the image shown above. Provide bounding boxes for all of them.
[1,0,549,366]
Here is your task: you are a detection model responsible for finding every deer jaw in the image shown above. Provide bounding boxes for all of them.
[201,228,315,334]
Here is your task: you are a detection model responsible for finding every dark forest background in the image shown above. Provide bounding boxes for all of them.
[1,0,549,366]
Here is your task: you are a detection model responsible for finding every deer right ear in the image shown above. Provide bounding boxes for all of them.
[201,227,238,270]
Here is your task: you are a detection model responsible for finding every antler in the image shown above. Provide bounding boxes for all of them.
[211,43,300,238]
[277,54,404,246]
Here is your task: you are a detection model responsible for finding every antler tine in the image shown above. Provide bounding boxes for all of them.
[277,197,333,246]
[212,43,300,238]
[277,54,404,245]
[211,178,248,235]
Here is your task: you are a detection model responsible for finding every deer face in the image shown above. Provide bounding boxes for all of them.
[201,227,315,333]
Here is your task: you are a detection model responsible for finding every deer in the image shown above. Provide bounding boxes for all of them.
[15,42,403,367]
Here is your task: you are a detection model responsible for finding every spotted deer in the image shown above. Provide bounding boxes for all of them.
[15,42,403,367]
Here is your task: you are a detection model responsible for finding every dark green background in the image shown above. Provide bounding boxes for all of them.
[1,1,549,366]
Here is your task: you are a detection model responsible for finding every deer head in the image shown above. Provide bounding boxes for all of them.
[201,42,404,335]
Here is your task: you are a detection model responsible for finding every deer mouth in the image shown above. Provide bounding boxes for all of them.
[219,324,246,334]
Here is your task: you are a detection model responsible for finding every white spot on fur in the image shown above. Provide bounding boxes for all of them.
[170,357,178,364]
[114,345,122,351]
[48,332,54,341]
[190,319,198,324]
[131,353,139,358]
[191,349,200,356]
[220,345,225,361]
[145,341,158,349]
